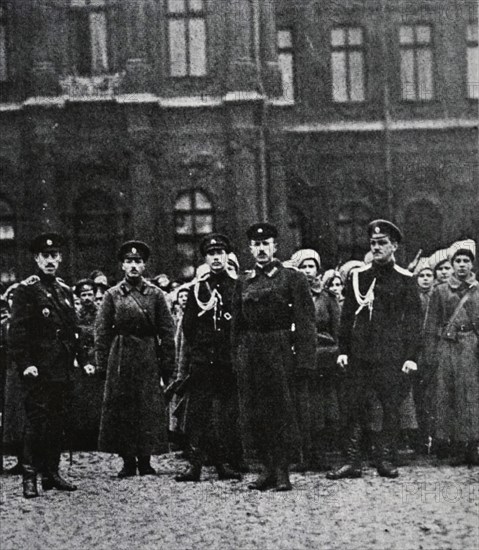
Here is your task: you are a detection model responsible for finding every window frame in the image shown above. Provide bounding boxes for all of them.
[398,23,435,103]
[0,196,17,284]
[68,0,111,77]
[466,20,479,100]
[166,0,208,79]
[330,25,367,104]
[277,27,296,102]
[174,189,215,278]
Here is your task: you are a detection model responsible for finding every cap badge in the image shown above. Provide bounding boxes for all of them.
[258,228,263,234]
[374,227,380,234]
[132,247,137,254]
[211,239,217,244]
[42,308,50,318]
[46,239,53,246]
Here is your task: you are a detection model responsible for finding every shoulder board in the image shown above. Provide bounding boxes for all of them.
[144,280,159,289]
[56,277,72,289]
[21,275,40,286]
[393,265,413,277]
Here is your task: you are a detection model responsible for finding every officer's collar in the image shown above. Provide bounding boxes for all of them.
[371,259,395,271]
[121,277,147,294]
[249,258,282,279]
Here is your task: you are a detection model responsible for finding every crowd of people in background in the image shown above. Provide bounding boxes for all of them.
[0,222,478,499]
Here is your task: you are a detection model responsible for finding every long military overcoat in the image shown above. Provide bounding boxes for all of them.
[232,259,316,461]
[95,278,175,456]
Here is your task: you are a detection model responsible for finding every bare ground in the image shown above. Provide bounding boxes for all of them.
[1,453,478,550]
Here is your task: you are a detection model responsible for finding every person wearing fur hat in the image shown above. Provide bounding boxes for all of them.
[289,249,341,470]
[424,239,479,465]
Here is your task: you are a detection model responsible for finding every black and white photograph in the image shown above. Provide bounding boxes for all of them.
[0,1,478,549]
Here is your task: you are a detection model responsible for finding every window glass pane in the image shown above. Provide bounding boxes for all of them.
[189,0,204,12]
[348,27,363,46]
[0,224,14,240]
[175,193,192,211]
[195,214,213,234]
[400,50,415,99]
[189,18,207,76]
[349,51,365,101]
[177,241,195,261]
[89,11,108,73]
[416,25,431,44]
[194,191,211,210]
[417,49,433,99]
[332,51,347,102]
[279,52,294,101]
[175,213,193,235]
[168,0,185,13]
[169,19,187,76]
[278,29,292,50]
[467,46,479,98]
[331,28,345,47]
[399,25,414,44]
[0,24,7,82]
[467,22,478,43]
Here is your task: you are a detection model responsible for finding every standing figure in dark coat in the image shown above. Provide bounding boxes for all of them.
[9,233,95,498]
[232,223,316,491]
[95,241,175,478]
[70,279,104,449]
[425,240,479,466]
[327,220,422,480]
[175,233,242,482]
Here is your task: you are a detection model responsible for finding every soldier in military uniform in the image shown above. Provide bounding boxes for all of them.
[327,220,422,480]
[95,241,176,478]
[175,234,242,482]
[70,279,103,449]
[9,233,95,498]
[232,223,316,491]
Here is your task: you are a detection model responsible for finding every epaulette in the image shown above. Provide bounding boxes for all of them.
[21,275,40,286]
[393,264,413,277]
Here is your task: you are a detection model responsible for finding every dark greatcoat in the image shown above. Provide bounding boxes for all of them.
[232,259,316,462]
[95,278,175,456]
[180,270,241,462]
[424,274,479,443]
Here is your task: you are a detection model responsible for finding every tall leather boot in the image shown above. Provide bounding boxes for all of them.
[216,463,242,481]
[248,454,277,490]
[326,423,362,480]
[175,447,202,482]
[373,432,399,478]
[274,460,292,492]
[466,441,479,466]
[138,456,156,476]
[118,456,137,478]
[22,465,39,499]
[42,471,78,491]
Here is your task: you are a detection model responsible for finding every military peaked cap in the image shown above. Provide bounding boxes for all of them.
[246,223,278,241]
[368,219,403,244]
[199,233,231,256]
[118,240,151,261]
[30,232,64,254]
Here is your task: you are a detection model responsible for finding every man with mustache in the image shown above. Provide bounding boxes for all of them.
[95,241,176,478]
[175,233,242,482]
[232,223,316,491]
[327,220,422,480]
[9,233,95,498]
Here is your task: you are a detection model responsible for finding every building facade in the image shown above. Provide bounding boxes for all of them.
[0,0,477,284]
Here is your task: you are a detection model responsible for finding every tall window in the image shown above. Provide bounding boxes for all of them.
[331,26,365,103]
[174,190,214,279]
[467,22,478,99]
[0,198,16,283]
[337,202,371,261]
[74,190,119,277]
[167,0,207,77]
[0,3,8,82]
[277,29,295,101]
[399,24,434,101]
[70,0,109,76]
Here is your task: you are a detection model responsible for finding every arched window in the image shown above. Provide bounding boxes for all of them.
[174,189,214,279]
[74,189,119,278]
[337,202,371,262]
[0,198,16,283]
[404,199,442,261]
